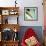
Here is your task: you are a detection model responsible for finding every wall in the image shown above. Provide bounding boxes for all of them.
[0,0,44,26]
[0,0,15,7]
[19,0,44,26]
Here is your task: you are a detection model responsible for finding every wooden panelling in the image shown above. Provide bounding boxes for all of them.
[0,7,19,10]
[2,41,19,46]
[0,24,20,32]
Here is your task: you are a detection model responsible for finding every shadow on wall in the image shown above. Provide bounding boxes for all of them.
[18,26,43,43]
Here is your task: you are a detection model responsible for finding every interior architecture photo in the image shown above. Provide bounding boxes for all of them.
[0,0,45,46]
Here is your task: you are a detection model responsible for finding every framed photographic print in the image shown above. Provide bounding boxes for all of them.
[2,10,9,15]
[24,7,38,21]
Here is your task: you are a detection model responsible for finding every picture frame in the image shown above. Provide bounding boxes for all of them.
[24,7,38,21]
[2,10,9,15]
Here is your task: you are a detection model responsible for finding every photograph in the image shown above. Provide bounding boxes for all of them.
[24,7,38,21]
